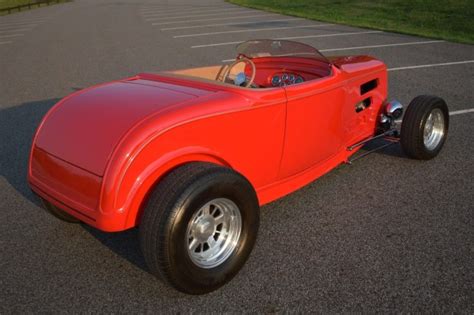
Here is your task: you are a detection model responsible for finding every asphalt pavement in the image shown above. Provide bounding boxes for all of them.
[1,0,473,312]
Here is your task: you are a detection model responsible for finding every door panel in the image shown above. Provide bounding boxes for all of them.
[279,79,345,178]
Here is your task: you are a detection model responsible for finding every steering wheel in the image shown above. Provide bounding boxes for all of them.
[219,57,256,88]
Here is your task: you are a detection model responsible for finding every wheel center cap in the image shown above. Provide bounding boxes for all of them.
[194,215,215,240]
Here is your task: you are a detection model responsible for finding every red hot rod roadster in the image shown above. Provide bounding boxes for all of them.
[28,39,449,294]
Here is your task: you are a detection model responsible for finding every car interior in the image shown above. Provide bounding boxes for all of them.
[168,56,332,89]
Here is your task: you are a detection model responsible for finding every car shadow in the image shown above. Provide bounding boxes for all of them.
[362,137,407,159]
[0,98,59,206]
[0,98,149,273]
[83,226,149,272]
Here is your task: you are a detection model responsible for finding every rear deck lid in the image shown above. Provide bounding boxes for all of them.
[35,79,210,176]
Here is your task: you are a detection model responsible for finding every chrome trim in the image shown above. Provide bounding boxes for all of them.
[385,100,404,119]
[380,113,391,125]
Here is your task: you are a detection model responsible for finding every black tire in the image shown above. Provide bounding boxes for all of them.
[41,198,81,223]
[400,95,449,160]
[139,162,260,294]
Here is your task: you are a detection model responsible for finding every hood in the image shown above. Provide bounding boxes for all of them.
[35,78,213,176]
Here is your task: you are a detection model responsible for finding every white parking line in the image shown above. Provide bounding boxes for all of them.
[143,8,245,18]
[145,9,253,22]
[394,108,474,123]
[140,6,230,14]
[0,20,46,26]
[277,30,382,40]
[0,41,12,45]
[192,30,382,48]
[142,8,237,17]
[320,40,445,52]
[161,18,303,31]
[141,6,223,12]
[151,14,275,26]
[0,24,36,31]
[174,23,334,38]
[0,24,40,30]
[0,28,31,34]
[388,60,474,71]
[0,34,24,39]
[450,108,474,116]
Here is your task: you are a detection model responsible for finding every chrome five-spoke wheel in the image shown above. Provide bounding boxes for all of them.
[186,198,242,269]
[423,108,445,151]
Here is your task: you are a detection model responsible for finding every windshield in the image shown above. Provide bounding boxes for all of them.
[236,39,330,63]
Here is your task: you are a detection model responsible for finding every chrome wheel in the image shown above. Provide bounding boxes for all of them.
[423,108,445,150]
[186,198,242,269]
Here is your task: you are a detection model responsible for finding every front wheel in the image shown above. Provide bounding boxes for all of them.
[139,163,259,294]
[400,95,449,160]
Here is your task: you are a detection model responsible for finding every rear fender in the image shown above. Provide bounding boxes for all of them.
[101,146,231,230]
[125,149,231,229]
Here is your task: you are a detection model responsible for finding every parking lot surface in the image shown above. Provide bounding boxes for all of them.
[1,0,473,312]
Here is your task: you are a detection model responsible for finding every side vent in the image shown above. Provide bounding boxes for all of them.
[360,79,378,95]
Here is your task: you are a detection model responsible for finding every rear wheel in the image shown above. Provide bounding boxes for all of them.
[40,198,81,223]
[400,95,449,160]
[139,162,259,294]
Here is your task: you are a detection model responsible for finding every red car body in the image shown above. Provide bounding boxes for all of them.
[28,53,387,232]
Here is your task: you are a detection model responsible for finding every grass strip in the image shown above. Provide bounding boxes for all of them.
[227,0,474,44]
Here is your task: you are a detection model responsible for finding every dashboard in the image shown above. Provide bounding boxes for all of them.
[270,72,305,87]
[244,57,331,88]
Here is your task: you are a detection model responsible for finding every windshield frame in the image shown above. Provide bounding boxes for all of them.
[236,39,331,64]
